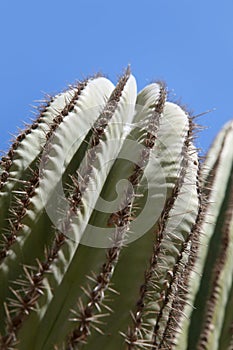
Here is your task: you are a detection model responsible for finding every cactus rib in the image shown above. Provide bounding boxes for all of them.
[65,82,167,348]
[0,95,54,190]
[185,121,233,350]
[8,71,137,350]
[197,167,233,349]
[0,72,130,349]
[125,112,199,349]
[156,155,202,350]
[0,79,89,263]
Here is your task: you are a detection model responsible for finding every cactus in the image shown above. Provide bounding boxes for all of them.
[0,68,232,350]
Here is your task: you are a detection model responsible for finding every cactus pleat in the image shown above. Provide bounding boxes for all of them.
[0,76,116,344]
[187,120,233,350]
[17,72,137,350]
[0,84,89,329]
[122,113,200,349]
[63,91,200,349]
[0,76,114,264]
[0,70,138,349]
[0,70,232,350]
[63,83,168,349]
[0,85,85,234]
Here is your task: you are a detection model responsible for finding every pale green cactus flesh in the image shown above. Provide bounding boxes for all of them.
[187,120,233,350]
[0,69,232,350]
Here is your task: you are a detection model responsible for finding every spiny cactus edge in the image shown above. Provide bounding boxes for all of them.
[0,68,232,350]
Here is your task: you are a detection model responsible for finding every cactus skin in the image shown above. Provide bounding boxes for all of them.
[188,120,233,350]
[0,69,232,350]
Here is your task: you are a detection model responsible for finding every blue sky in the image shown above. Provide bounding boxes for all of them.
[0,0,233,154]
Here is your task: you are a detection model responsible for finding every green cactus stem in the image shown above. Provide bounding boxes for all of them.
[0,69,232,350]
[188,120,233,350]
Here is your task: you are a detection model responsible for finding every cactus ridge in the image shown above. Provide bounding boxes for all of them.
[187,121,233,350]
[153,171,200,348]
[0,84,78,193]
[0,78,95,326]
[197,166,233,350]
[0,95,54,190]
[155,112,207,349]
[15,73,136,350]
[60,98,200,350]
[0,72,131,349]
[0,75,114,300]
[166,134,226,350]
[65,83,167,348]
[0,79,90,349]
[124,114,199,349]
[156,162,202,349]
[0,79,89,263]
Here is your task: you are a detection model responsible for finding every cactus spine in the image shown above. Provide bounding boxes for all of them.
[0,69,232,350]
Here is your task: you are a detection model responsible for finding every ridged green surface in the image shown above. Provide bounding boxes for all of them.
[188,120,233,350]
[0,70,232,350]
[0,76,115,328]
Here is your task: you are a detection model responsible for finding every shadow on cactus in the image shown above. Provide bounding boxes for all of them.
[0,68,232,350]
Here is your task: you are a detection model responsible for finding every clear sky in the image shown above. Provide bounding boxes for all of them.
[0,0,233,155]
